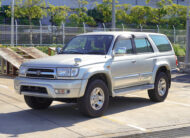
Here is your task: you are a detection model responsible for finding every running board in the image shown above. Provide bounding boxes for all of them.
[113,84,154,97]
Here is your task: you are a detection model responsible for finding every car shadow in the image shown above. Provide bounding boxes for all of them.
[0,96,155,137]
[171,72,190,84]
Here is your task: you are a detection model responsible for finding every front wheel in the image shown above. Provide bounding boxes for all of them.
[78,79,109,117]
[148,72,169,102]
[24,96,53,110]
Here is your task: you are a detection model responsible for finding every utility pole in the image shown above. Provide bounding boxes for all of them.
[112,0,115,31]
[136,0,138,5]
[185,0,190,64]
[11,0,15,46]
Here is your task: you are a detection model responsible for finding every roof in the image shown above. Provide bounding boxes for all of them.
[79,31,165,37]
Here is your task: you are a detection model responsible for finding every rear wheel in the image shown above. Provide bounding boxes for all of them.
[24,96,53,110]
[148,72,169,102]
[78,79,109,117]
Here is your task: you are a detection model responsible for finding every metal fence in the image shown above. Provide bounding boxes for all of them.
[0,24,187,47]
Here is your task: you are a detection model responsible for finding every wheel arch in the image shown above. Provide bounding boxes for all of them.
[85,72,113,96]
[153,64,171,88]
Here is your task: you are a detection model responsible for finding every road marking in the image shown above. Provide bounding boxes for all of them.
[102,116,147,132]
[127,124,147,132]
[0,84,9,89]
[102,116,125,126]
[167,101,190,107]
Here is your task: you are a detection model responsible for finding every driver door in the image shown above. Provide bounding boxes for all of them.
[111,35,140,89]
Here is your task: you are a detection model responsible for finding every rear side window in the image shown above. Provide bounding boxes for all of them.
[134,38,153,53]
[150,35,172,52]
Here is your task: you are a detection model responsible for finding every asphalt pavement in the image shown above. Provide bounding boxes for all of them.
[0,72,190,138]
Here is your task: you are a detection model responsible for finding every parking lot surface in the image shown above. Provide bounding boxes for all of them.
[0,72,190,138]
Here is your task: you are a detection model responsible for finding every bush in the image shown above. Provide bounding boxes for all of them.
[173,44,186,56]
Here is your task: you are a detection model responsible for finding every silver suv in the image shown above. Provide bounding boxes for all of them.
[14,32,177,117]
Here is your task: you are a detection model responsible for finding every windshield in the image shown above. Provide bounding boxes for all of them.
[62,35,113,55]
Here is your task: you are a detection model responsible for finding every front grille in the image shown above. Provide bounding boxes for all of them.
[26,68,55,79]
[21,86,48,94]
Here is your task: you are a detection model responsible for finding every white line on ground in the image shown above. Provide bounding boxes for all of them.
[0,84,9,89]
[167,101,190,107]
[127,124,147,132]
[102,116,147,132]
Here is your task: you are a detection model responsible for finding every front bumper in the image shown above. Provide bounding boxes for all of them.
[14,77,88,98]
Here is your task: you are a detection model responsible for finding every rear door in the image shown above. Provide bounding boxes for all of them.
[133,36,156,84]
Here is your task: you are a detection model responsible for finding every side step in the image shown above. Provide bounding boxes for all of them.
[113,84,154,97]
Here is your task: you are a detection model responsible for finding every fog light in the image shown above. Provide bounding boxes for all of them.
[55,89,70,94]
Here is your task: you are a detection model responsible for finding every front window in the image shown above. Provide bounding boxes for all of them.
[62,35,113,55]
[114,36,133,55]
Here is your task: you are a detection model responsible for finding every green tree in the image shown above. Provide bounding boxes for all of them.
[6,0,47,44]
[47,4,70,26]
[166,4,187,28]
[95,0,112,23]
[88,0,118,25]
[116,4,132,25]
[69,0,96,27]
[146,0,173,25]
[130,6,147,25]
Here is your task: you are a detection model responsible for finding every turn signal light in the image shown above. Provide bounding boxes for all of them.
[55,89,70,94]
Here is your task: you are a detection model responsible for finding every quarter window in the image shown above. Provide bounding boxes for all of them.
[150,35,172,52]
[134,38,153,53]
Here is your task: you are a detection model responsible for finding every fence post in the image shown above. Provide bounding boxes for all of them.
[140,24,143,32]
[15,20,18,46]
[62,23,65,46]
[83,22,86,33]
[122,24,125,31]
[157,25,159,33]
[102,23,106,31]
[39,20,42,46]
[173,25,176,44]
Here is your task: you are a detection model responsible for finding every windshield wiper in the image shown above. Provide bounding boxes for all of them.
[62,51,84,54]
[86,51,104,55]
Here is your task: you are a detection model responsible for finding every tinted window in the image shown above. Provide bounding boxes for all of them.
[134,38,153,53]
[150,35,172,52]
[114,37,133,54]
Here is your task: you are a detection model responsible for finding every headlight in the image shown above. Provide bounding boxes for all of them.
[19,66,27,76]
[57,68,79,77]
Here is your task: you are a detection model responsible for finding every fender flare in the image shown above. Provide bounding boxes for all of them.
[151,62,171,84]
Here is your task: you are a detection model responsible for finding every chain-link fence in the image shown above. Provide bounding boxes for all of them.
[0,24,187,47]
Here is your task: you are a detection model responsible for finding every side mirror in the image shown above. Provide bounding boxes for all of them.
[56,47,62,54]
[114,47,126,55]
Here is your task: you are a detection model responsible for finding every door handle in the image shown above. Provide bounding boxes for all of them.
[131,60,136,63]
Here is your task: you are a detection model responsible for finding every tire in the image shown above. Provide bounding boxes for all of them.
[24,96,53,110]
[148,72,169,102]
[78,79,109,117]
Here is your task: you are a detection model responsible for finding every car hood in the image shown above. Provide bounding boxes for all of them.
[22,54,110,68]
